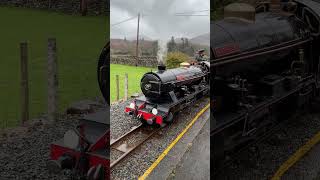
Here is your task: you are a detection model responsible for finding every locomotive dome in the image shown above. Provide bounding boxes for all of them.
[224,3,256,22]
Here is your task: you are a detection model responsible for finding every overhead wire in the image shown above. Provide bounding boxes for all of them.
[174,9,209,14]
[111,16,137,27]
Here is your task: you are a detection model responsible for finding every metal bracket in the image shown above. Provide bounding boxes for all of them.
[169,91,178,103]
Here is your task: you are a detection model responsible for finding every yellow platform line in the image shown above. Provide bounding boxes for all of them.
[138,103,210,180]
[271,131,320,180]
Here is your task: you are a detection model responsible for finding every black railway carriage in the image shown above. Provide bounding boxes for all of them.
[211,0,320,174]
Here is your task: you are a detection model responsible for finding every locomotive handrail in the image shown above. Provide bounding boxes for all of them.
[212,38,308,62]
[212,38,312,66]
[211,77,316,136]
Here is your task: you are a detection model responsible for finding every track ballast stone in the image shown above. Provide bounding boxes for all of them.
[0,115,81,179]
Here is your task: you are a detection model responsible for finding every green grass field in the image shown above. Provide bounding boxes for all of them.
[110,64,154,102]
[0,7,108,127]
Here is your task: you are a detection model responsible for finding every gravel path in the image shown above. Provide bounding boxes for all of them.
[0,115,79,180]
[110,97,210,179]
[215,103,320,180]
[0,99,107,180]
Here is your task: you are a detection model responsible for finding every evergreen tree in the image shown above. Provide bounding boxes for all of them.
[168,36,177,52]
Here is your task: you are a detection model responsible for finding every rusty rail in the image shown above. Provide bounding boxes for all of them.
[110,124,162,169]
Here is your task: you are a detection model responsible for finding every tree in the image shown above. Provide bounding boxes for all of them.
[166,52,189,68]
[167,36,177,52]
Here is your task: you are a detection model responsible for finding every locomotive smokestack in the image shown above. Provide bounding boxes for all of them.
[158,62,166,71]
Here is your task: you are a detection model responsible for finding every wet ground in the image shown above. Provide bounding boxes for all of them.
[215,103,320,180]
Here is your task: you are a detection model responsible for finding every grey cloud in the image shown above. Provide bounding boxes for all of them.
[110,0,210,41]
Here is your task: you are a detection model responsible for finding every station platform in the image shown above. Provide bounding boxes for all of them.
[282,139,320,180]
[145,107,210,180]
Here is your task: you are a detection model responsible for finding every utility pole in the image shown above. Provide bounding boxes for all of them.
[135,13,140,66]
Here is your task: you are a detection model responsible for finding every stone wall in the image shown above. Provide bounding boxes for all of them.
[111,55,158,67]
[0,0,108,15]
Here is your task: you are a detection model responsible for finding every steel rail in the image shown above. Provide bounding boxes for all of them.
[110,124,144,146]
[110,124,161,169]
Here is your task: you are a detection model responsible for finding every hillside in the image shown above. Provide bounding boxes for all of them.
[110,39,158,56]
[190,33,210,46]
[111,32,210,56]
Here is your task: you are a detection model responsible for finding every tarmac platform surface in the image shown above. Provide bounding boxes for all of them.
[283,141,320,180]
[146,108,210,180]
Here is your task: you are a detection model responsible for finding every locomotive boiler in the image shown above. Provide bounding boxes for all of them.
[125,62,210,126]
[212,1,320,174]
[141,62,210,100]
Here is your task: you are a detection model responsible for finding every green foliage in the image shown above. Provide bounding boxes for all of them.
[166,52,189,68]
[167,37,201,57]
[0,7,107,127]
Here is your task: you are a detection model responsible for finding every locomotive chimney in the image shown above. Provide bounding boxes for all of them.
[224,3,256,23]
[158,62,166,71]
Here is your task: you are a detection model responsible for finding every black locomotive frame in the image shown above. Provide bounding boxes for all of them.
[211,0,320,175]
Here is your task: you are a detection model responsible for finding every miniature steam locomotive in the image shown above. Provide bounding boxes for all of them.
[125,62,210,126]
[212,0,320,174]
[48,43,110,180]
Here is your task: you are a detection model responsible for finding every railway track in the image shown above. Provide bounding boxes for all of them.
[110,124,162,169]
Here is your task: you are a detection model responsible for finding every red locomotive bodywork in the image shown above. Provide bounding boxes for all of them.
[125,106,165,125]
[49,111,110,180]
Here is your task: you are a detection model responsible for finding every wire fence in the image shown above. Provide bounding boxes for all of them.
[0,38,103,129]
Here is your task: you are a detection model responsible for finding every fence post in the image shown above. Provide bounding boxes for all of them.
[124,73,128,101]
[20,42,29,126]
[47,38,58,123]
[116,75,119,101]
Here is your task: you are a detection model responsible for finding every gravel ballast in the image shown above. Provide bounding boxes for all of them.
[0,100,107,180]
[0,115,79,179]
[3,97,317,179]
[110,97,210,179]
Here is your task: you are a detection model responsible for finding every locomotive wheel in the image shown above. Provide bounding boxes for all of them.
[97,42,110,104]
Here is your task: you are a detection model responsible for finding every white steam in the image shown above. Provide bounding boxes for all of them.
[157,39,168,64]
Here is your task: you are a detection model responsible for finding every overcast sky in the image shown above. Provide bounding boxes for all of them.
[110,0,210,41]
